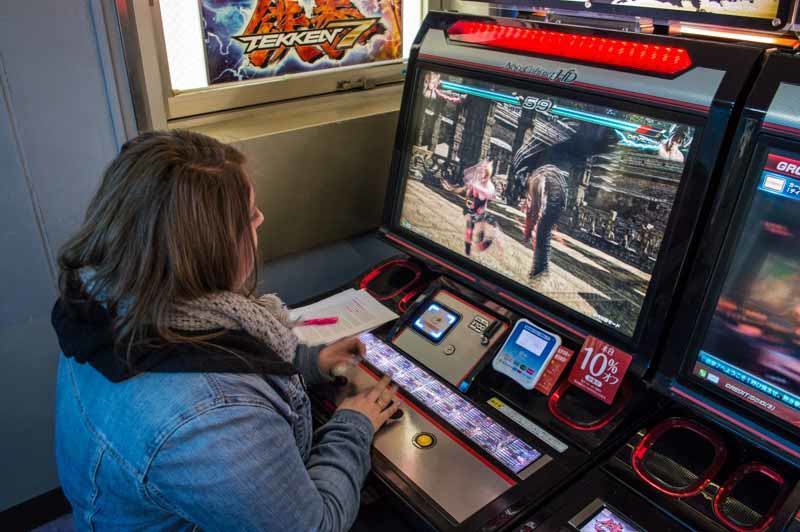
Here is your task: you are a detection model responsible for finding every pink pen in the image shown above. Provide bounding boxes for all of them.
[300,317,339,326]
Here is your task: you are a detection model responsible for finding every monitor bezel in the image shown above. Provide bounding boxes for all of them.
[677,135,800,437]
[384,59,707,357]
[488,0,796,33]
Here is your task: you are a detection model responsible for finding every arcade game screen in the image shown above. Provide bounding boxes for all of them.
[693,151,800,428]
[398,69,696,337]
[545,0,781,20]
[577,506,640,532]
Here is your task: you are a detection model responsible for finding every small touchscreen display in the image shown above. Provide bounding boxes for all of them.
[579,506,640,532]
[412,302,460,343]
[493,320,561,390]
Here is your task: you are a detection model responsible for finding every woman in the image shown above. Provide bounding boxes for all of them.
[446,159,498,256]
[52,130,400,531]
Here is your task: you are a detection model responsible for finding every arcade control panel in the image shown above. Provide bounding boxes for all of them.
[311,259,656,531]
[394,289,509,389]
[326,285,551,526]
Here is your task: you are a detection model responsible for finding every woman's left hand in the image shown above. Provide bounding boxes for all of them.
[318,336,366,377]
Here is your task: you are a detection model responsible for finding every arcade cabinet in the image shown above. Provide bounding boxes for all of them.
[307,11,769,531]
[507,51,800,532]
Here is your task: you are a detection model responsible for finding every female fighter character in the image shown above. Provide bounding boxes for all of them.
[52,130,400,531]
[446,159,499,256]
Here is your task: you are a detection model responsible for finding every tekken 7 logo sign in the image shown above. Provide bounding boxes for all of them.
[235,18,379,53]
[232,0,386,67]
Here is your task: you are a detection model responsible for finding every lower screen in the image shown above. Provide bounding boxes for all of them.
[359,332,542,473]
[553,0,778,19]
[412,302,460,342]
[694,151,800,428]
[579,506,640,532]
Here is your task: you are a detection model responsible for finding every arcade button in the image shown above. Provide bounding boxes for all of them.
[444,345,456,355]
[412,432,436,449]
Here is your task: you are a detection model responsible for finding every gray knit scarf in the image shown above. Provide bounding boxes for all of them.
[79,268,299,362]
[166,292,299,362]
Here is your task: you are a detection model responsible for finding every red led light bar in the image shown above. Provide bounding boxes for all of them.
[447,21,693,76]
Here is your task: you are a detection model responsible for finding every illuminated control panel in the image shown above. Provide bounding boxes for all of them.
[360,332,542,474]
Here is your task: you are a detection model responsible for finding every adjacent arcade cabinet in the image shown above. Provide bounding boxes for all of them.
[311,11,767,531]
[509,52,800,532]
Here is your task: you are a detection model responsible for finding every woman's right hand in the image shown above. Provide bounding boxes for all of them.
[337,375,401,432]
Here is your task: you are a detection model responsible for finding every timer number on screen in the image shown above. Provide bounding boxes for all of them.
[519,96,553,112]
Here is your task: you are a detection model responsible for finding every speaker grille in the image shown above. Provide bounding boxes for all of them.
[720,496,763,528]
[641,452,701,492]
[714,463,785,531]
[632,418,726,497]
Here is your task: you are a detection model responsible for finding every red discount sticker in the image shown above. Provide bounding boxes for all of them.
[568,336,632,405]
[535,346,574,395]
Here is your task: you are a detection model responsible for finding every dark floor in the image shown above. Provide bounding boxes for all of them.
[32,514,73,532]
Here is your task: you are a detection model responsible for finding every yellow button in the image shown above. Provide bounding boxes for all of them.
[413,433,436,449]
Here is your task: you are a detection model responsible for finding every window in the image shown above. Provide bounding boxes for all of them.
[120,0,429,126]
[160,0,207,91]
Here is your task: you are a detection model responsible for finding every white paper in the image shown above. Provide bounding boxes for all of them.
[290,289,398,345]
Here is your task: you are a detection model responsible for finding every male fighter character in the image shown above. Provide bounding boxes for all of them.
[658,125,689,162]
[521,164,570,279]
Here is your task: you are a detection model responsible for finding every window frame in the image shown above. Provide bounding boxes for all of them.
[117,0,442,129]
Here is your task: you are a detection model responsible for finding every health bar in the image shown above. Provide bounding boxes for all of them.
[439,81,519,105]
[438,81,664,138]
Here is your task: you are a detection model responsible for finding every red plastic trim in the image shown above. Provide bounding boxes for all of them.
[446,21,693,75]
[547,379,631,432]
[359,363,517,485]
[670,386,800,460]
[713,462,785,532]
[385,234,478,283]
[632,417,727,498]
[763,122,800,139]
[359,259,422,301]
[497,290,587,340]
[397,285,424,313]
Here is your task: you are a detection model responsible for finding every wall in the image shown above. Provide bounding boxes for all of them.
[0,0,133,511]
[0,0,399,513]
[175,85,401,261]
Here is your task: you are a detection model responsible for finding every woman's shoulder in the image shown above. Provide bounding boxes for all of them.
[201,372,296,416]
[61,356,295,472]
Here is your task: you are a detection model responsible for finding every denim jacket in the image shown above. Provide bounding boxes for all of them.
[53,296,375,532]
